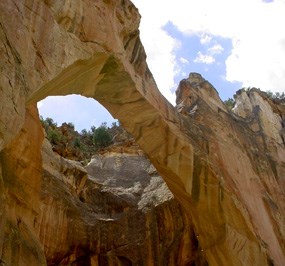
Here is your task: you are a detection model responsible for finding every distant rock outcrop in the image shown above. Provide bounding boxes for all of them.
[0,1,285,265]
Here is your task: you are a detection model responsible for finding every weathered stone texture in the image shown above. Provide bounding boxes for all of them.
[175,74,285,265]
[0,1,285,265]
[0,106,46,265]
[39,140,196,265]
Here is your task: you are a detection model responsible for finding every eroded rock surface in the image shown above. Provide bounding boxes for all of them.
[175,73,285,265]
[0,106,46,265]
[40,138,196,265]
[0,1,285,265]
[0,107,198,265]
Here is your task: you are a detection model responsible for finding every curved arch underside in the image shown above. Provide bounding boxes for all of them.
[27,52,195,209]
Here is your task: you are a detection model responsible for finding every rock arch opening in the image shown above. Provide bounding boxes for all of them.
[29,64,198,264]
[38,94,117,132]
[1,0,284,264]
[24,52,284,265]
[27,54,194,202]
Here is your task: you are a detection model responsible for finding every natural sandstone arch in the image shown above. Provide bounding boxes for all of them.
[27,53,195,210]
[26,53,284,265]
[1,0,285,265]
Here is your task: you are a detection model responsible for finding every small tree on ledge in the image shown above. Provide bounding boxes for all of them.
[93,123,112,149]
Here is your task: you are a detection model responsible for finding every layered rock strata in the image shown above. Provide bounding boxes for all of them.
[1,105,199,265]
[0,0,285,265]
[40,138,197,265]
[175,73,285,265]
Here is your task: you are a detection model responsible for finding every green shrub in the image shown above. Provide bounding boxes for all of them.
[81,129,88,136]
[73,137,81,148]
[93,124,112,149]
[67,122,75,129]
[47,129,61,144]
[91,126,96,133]
[224,98,235,109]
[266,91,285,100]
[45,117,57,127]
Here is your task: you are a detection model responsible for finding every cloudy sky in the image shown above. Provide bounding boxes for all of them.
[39,0,285,131]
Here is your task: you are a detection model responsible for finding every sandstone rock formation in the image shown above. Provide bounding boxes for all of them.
[175,73,285,265]
[40,138,196,265]
[1,103,198,265]
[0,0,285,265]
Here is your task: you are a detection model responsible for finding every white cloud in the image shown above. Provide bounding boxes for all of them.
[194,52,215,64]
[132,0,285,93]
[132,0,178,104]
[140,27,179,103]
[192,43,224,65]
[200,34,212,45]
[179,57,189,64]
[208,44,224,55]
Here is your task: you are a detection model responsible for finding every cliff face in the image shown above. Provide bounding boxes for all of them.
[1,103,198,265]
[0,106,46,265]
[40,139,196,265]
[0,1,285,266]
[175,73,285,265]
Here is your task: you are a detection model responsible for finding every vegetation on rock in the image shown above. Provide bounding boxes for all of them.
[93,122,112,149]
[223,89,284,110]
[224,98,235,109]
[40,117,115,161]
[265,90,285,100]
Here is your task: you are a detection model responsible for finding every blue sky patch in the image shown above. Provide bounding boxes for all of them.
[163,22,242,100]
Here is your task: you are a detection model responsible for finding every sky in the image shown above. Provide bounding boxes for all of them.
[39,0,285,131]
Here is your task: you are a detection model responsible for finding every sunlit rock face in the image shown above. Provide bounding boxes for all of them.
[40,139,196,265]
[0,0,285,265]
[0,106,46,266]
[175,74,285,265]
[233,88,284,144]
[0,0,142,150]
